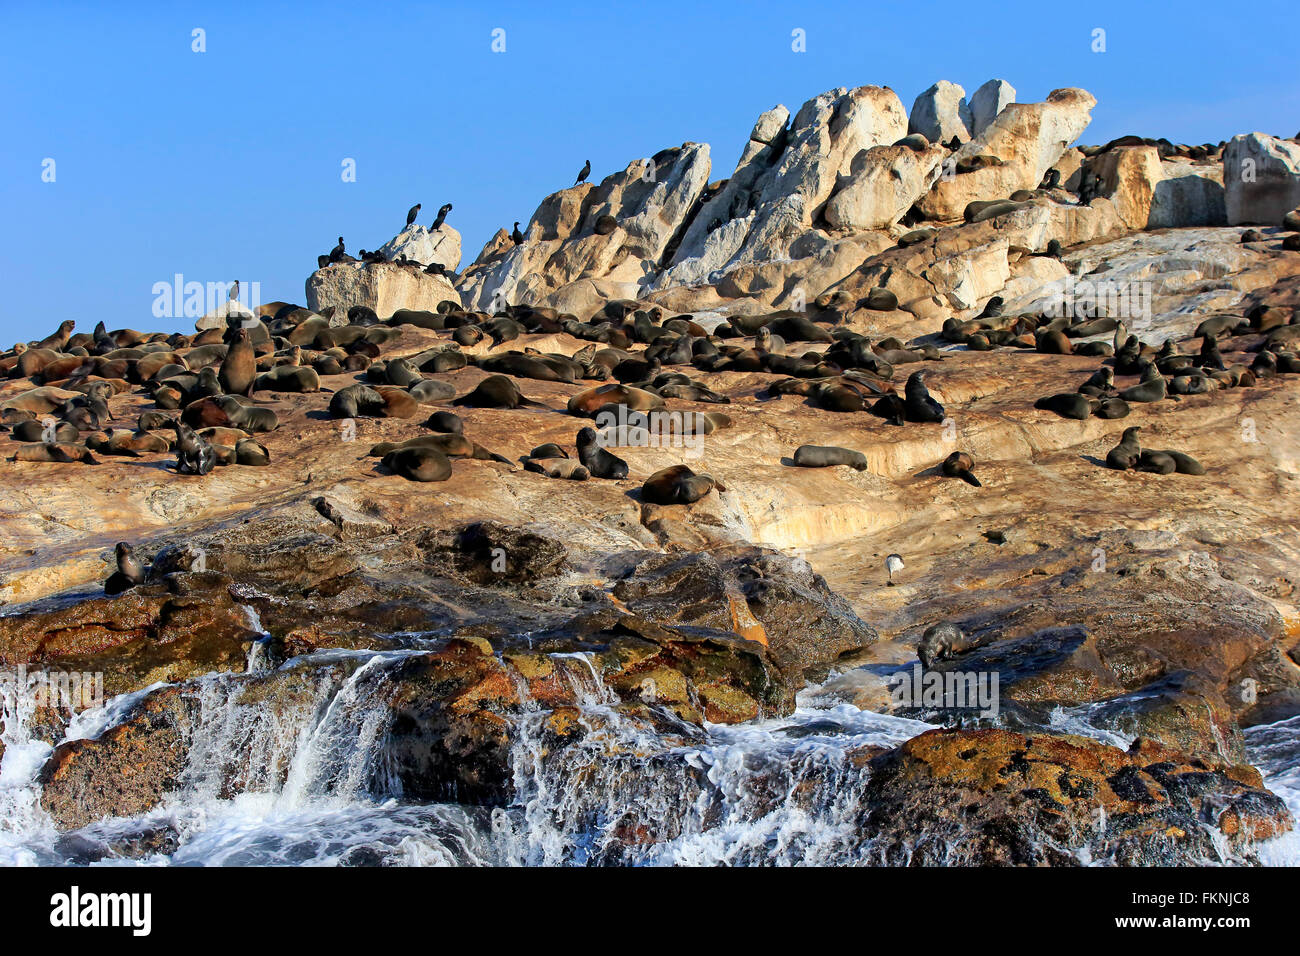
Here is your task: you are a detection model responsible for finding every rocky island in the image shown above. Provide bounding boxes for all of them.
[3,79,1300,866]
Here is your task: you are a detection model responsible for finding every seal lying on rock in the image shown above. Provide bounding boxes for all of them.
[381,445,452,482]
[792,445,868,471]
[641,465,723,505]
[940,451,981,487]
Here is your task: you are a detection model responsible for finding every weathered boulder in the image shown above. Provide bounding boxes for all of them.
[376,223,462,271]
[968,78,1016,137]
[1149,159,1227,228]
[1087,145,1163,231]
[610,548,877,682]
[823,144,947,230]
[860,729,1292,865]
[305,260,460,318]
[1224,132,1300,225]
[908,80,972,144]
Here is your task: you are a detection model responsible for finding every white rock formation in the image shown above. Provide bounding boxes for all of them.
[968,79,1016,137]
[917,88,1097,221]
[306,261,460,318]
[1223,132,1300,226]
[377,224,462,271]
[456,144,712,312]
[652,86,908,290]
[908,81,972,145]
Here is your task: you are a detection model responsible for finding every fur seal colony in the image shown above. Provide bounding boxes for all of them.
[4,77,1300,866]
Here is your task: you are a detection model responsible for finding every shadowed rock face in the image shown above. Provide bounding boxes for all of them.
[3,79,1300,861]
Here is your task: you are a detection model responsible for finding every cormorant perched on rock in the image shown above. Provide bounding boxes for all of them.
[329,237,345,262]
[511,221,524,245]
[406,203,421,227]
[432,203,452,230]
[575,159,591,185]
[228,279,239,301]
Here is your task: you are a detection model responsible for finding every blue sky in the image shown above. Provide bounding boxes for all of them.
[2,0,1296,344]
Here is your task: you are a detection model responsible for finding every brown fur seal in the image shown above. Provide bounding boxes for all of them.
[104,541,146,595]
[1105,427,1142,470]
[381,445,452,482]
[455,375,548,409]
[524,458,590,480]
[10,442,98,464]
[567,383,662,417]
[917,622,986,668]
[940,451,981,487]
[640,464,722,505]
[219,328,257,396]
[576,426,629,479]
[254,365,320,393]
[792,445,868,470]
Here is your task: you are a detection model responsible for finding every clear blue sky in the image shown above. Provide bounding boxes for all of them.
[2,0,1296,344]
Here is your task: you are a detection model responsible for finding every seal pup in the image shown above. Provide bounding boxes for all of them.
[904,371,945,423]
[104,542,146,595]
[524,458,589,480]
[1105,426,1142,470]
[575,159,591,185]
[917,622,983,668]
[576,426,629,479]
[792,445,868,470]
[172,421,216,475]
[940,451,981,487]
[424,410,464,434]
[406,202,421,227]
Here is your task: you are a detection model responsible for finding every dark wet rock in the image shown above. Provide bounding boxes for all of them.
[611,547,877,683]
[412,521,568,585]
[859,728,1292,865]
[39,686,197,831]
